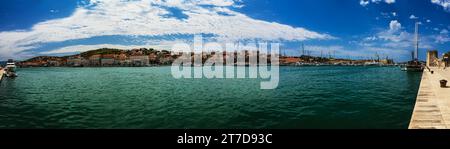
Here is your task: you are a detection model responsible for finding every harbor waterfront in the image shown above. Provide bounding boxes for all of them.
[0,66,421,129]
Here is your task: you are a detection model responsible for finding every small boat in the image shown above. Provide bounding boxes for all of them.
[4,59,18,77]
[364,61,381,66]
[401,65,424,71]
[401,60,424,72]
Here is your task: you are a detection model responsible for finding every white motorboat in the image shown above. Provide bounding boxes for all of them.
[5,59,17,77]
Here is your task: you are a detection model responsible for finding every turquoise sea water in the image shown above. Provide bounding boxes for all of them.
[0,66,421,129]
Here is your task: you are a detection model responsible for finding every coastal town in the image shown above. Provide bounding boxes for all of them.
[14,47,398,68]
[18,48,172,67]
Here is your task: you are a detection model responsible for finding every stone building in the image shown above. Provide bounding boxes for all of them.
[101,54,116,66]
[67,56,84,67]
[426,50,439,67]
[130,55,149,66]
[89,54,101,66]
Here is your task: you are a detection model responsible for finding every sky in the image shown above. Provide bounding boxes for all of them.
[0,0,449,62]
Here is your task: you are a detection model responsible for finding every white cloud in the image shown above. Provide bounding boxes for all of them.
[0,0,333,59]
[435,29,450,43]
[41,44,171,55]
[364,36,378,41]
[41,38,194,55]
[360,0,370,6]
[196,0,236,7]
[372,0,395,4]
[304,45,364,58]
[371,0,382,3]
[389,20,402,32]
[358,20,435,60]
[431,0,450,12]
[305,45,407,60]
[384,0,396,4]
[378,31,410,44]
[354,10,450,61]
[435,36,450,43]
[50,9,59,13]
[427,19,432,23]
[409,15,419,19]
[361,0,395,6]
[375,21,433,48]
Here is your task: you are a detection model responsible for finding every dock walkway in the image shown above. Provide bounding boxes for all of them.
[409,67,450,129]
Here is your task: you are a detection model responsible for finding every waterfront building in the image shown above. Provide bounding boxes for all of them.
[89,54,101,66]
[280,57,302,65]
[149,53,158,64]
[131,49,144,56]
[130,55,149,66]
[118,53,127,60]
[426,50,439,67]
[67,56,85,67]
[159,55,175,65]
[443,53,449,67]
[101,58,115,66]
[116,53,128,66]
[19,62,42,67]
[101,54,116,66]
[379,59,394,65]
[47,60,61,67]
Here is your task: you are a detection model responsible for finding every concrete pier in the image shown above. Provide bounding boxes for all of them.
[409,67,450,129]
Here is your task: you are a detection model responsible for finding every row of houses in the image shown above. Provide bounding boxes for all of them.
[20,49,284,67]
[67,53,171,67]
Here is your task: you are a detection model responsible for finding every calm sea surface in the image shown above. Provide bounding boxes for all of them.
[0,66,422,129]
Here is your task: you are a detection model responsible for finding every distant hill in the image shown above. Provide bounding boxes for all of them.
[20,47,160,62]
[79,48,124,58]
[78,48,158,58]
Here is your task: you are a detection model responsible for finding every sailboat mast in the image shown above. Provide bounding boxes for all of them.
[414,22,419,60]
[302,43,305,56]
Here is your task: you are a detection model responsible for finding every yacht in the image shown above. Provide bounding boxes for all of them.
[4,59,17,77]
[401,60,423,72]
[364,61,381,66]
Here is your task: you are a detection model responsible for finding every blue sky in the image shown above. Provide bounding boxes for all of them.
[0,0,449,62]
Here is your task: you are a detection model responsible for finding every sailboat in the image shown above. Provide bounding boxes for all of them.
[401,22,424,72]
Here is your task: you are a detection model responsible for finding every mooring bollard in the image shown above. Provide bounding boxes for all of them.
[440,80,448,88]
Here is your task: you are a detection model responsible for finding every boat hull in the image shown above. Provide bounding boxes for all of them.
[401,65,423,72]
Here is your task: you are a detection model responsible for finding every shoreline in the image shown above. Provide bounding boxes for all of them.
[15,64,401,68]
